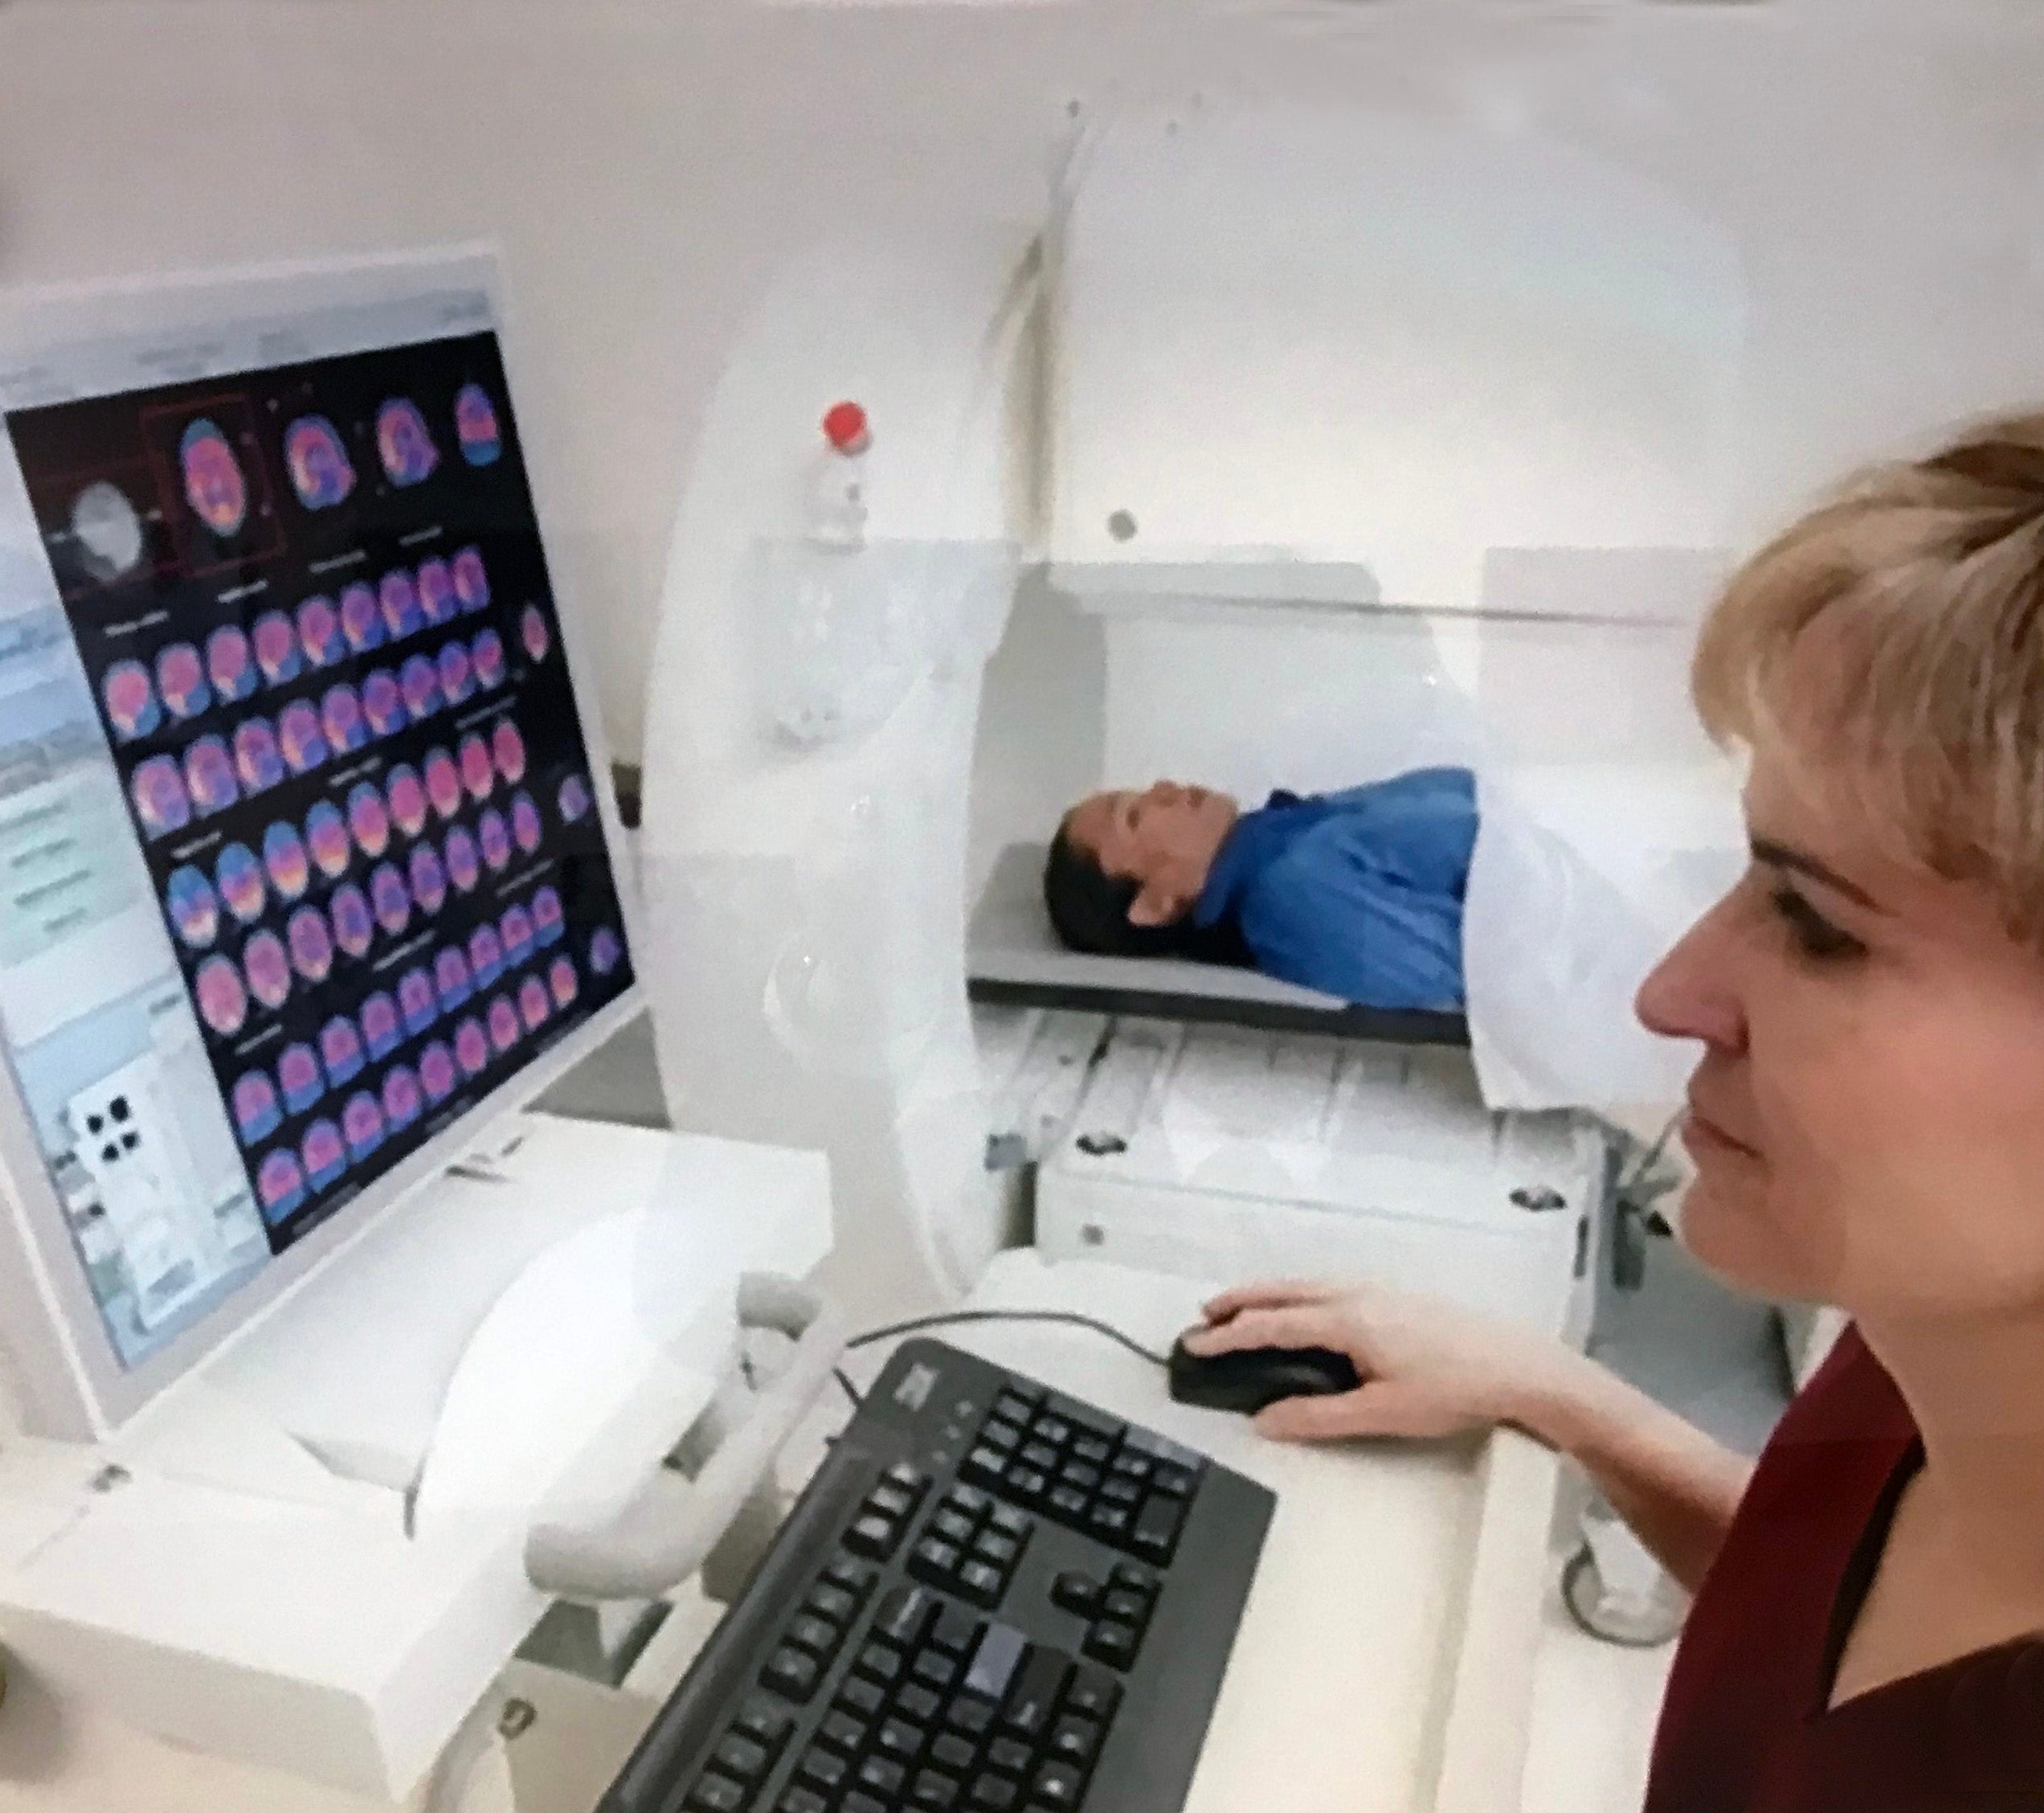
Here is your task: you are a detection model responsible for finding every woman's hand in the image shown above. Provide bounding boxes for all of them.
[1182,1278,1595,1443]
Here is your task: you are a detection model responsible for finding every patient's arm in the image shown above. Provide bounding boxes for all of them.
[1188,1280,1753,1594]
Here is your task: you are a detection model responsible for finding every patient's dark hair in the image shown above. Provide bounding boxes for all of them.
[1042,821,1249,966]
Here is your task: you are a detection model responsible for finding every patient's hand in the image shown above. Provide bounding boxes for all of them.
[1183,1279,1593,1444]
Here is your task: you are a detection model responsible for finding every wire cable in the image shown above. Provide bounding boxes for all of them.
[846,1308,1171,1371]
[833,1367,865,1410]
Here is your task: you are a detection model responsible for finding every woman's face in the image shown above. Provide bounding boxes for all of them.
[1637,741,2044,1325]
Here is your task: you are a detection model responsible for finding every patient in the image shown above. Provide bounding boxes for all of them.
[1043,767,1477,1012]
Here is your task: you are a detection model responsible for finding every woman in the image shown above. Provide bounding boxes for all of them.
[1184,412,2044,1807]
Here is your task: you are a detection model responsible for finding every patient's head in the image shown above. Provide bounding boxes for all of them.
[1044,782,1242,958]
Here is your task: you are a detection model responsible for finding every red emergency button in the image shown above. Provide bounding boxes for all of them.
[822,402,871,455]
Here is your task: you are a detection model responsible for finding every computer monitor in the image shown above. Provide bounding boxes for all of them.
[0,252,643,1440]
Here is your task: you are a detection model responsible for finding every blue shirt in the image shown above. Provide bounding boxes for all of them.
[1192,768,1478,1011]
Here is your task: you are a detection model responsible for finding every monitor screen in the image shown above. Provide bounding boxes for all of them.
[0,282,636,1375]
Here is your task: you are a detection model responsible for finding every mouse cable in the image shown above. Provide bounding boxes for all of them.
[844,1309,1173,1384]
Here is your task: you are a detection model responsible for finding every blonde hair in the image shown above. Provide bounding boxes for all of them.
[1694,411,2044,939]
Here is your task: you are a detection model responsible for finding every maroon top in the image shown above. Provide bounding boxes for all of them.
[1644,1326,2044,1809]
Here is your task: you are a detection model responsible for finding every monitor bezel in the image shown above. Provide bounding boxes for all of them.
[0,247,652,1441]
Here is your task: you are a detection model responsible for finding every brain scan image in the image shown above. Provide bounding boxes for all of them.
[263,823,311,899]
[468,923,505,988]
[288,904,336,983]
[419,1042,457,1104]
[438,639,473,706]
[242,930,292,1010]
[156,643,211,721]
[558,774,593,826]
[444,825,481,894]
[233,718,285,796]
[435,947,472,1011]
[69,480,145,585]
[206,626,258,704]
[519,976,550,1033]
[348,781,391,859]
[489,997,521,1055]
[360,991,402,1062]
[549,956,578,1010]
[370,863,411,937]
[477,810,513,874]
[493,722,529,787]
[252,610,303,687]
[329,885,374,960]
[456,1017,492,1077]
[319,1016,365,1089]
[398,967,438,1036]
[362,669,406,740]
[102,661,161,742]
[257,1150,307,1222]
[297,596,344,670]
[301,1119,348,1190]
[500,904,534,964]
[453,545,491,613]
[407,842,448,915]
[165,866,219,949]
[322,684,367,757]
[386,764,429,838]
[532,886,565,947]
[590,927,623,977]
[382,1066,423,1132]
[130,756,191,839]
[284,415,355,512]
[216,842,268,922]
[305,801,351,879]
[278,700,330,776]
[278,1043,324,1115]
[510,792,544,855]
[179,419,249,540]
[472,628,507,690]
[183,735,239,817]
[232,1072,281,1146]
[340,582,383,655]
[400,654,443,723]
[194,954,248,1037]
[342,1091,385,1163]
[417,559,457,628]
[376,399,440,489]
[521,605,551,664]
[423,748,463,821]
[455,385,502,467]
[380,570,424,641]
[459,735,495,803]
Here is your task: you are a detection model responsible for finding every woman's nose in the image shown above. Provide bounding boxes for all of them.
[1636,906,1748,1054]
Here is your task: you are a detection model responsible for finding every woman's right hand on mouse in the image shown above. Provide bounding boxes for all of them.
[1183,1278,1600,1444]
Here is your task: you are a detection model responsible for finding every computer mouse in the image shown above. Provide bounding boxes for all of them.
[1166,1333,1361,1416]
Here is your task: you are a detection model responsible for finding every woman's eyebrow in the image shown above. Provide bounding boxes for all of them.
[1751,837,1889,914]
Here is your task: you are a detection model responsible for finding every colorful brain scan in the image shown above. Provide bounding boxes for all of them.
[156,643,211,721]
[323,684,367,756]
[519,976,550,1033]
[590,927,623,977]
[206,625,258,704]
[362,669,406,739]
[386,764,428,838]
[242,930,292,1010]
[216,842,268,922]
[329,885,374,960]
[400,654,442,722]
[339,582,383,655]
[459,735,495,802]
[472,628,507,690]
[398,967,438,1036]
[417,559,457,627]
[419,1041,457,1104]
[252,610,303,686]
[454,385,501,467]
[510,792,544,855]
[370,863,411,938]
[437,638,472,706]
[423,747,463,821]
[347,781,391,859]
[453,545,491,612]
[278,699,330,776]
[456,1017,491,1076]
[264,822,311,899]
[477,809,513,874]
[558,774,593,826]
[183,735,239,817]
[444,825,481,894]
[435,946,472,1011]
[298,595,343,670]
[165,867,219,949]
[302,1119,348,1189]
[376,399,439,488]
[407,841,448,915]
[548,956,578,1010]
[382,1065,423,1132]
[70,481,145,585]
[380,570,424,641]
[102,661,160,742]
[179,419,249,540]
[342,1091,385,1163]
[532,886,565,947]
[494,721,529,786]
[359,990,402,1062]
[194,954,248,1036]
[500,904,534,964]
[257,1150,306,1222]
[319,1016,365,1089]
[130,756,191,839]
[305,800,351,878]
[284,415,355,512]
[468,923,505,988]
[288,904,336,983]
[232,1071,281,1146]
[278,1042,324,1114]
[233,717,285,795]
[521,604,551,664]
[488,997,521,1055]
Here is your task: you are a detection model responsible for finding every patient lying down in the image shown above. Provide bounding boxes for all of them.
[1044,768,1477,1013]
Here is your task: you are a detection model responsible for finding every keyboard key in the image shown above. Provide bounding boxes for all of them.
[877,1718,928,1762]
[877,1585,938,1647]
[913,1651,959,1692]
[958,1561,1006,1606]
[973,1532,1021,1570]
[1108,1561,1159,1598]
[987,1738,1032,1777]
[931,1605,982,1656]
[1032,1762,1086,1809]
[820,1710,868,1754]
[1084,1621,1139,1670]
[796,1747,850,1794]
[979,1420,1022,1454]
[776,1789,827,1813]
[713,1735,771,1782]
[964,1624,1028,1702]
[987,1504,1032,1540]
[1109,1453,1153,1484]
[949,1698,997,1739]
[1057,1463,1101,1494]
[1087,1505,1130,1541]
[869,1484,918,1521]
[1002,1650,1072,1741]
[734,1698,796,1754]
[844,1796,889,1813]
[993,1391,1038,1423]
[963,1448,1008,1485]
[885,1463,930,1496]
[845,1515,899,1559]
[1071,1437,1113,1466]
[946,1485,993,1520]
[857,1756,908,1799]
[932,1733,979,1773]
[1004,1467,1048,1502]
[787,1615,840,1657]
[1152,1465,1196,1500]
[1047,1486,1089,1520]
[763,1647,821,1701]
[685,1774,747,1813]
[969,1776,1020,1811]
[1052,1573,1102,1617]
[910,1539,963,1585]
[1102,1589,1147,1627]
[824,1557,878,1600]
[1034,1418,1072,1447]
[1062,1668,1122,1721]
[1131,1496,1184,1563]
[1100,1478,1140,1508]
[934,1510,977,1546]
[838,1677,887,1720]
[1124,1427,1203,1469]
[1019,1442,1059,1472]
[807,1584,858,1626]
[1048,1717,1101,1768]
[856,1643,905,1685]
[912,1769,963,1809]
[899,1682,944,1725]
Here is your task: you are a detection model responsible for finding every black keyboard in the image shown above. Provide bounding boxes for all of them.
[599,1339,1275,1813]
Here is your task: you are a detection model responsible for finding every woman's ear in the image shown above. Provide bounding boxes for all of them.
[1127,886,1185,929]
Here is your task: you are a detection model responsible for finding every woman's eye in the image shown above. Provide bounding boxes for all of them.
[1770,888,1863,961]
